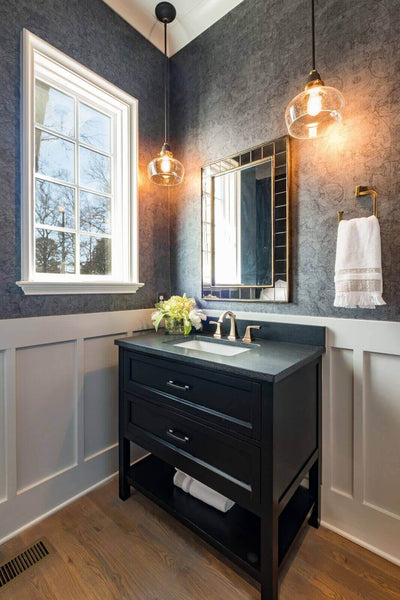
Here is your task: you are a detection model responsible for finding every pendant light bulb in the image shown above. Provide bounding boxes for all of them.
[148,3,184,186]
[285,1,344,139]
[161,155,172,173]
[307,88,322,117]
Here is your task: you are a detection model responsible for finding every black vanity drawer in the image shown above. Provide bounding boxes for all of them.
[123,351,261,440]
[124,393,261,510]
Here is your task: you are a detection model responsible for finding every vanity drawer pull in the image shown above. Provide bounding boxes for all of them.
[166,380,190,392]
[166,428,190,444]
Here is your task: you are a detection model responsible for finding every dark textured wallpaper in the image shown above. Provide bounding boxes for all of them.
[170,0,400,321]
[0,0,169,319]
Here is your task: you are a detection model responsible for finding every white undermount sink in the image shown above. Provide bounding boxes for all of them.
[174,339,251,356]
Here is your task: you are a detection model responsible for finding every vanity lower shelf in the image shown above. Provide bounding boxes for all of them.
[126,454,314,581]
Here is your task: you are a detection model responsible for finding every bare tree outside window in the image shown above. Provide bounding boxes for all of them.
[35,228,75,273]
[80,236,111,275]
[35,179,75,228]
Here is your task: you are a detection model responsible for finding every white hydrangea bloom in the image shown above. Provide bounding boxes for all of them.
[189,308,207,330]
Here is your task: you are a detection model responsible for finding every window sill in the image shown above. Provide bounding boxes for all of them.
[16,281,145,295]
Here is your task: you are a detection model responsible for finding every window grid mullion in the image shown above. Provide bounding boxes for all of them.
[34,222,112,238]
[34,173,113,199]
[34,123,113,159]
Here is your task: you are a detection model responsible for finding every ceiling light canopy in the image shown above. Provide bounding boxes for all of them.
[285,0,344,140]
[148,2,184,186]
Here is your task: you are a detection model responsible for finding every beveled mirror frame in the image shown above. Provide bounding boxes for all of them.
[201,135,290,302]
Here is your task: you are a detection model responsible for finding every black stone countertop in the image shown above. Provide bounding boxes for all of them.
[115,331,324,383]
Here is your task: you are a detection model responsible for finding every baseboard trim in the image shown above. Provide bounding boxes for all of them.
[321,520,400,568]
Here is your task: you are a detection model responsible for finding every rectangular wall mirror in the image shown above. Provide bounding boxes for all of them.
[201,136,290,302]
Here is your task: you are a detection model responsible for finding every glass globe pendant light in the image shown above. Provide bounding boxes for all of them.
[285,0,344,139]
[148,2,184,186]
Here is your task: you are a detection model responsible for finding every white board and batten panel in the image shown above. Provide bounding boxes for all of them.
[207,310,400,566]
[83,333,125,461]
[83,332,142,464]
[0,351,6,503]
[16,341,77,493]
[364,352,400,518]
[330,347,354,498]
[0,308,153,544]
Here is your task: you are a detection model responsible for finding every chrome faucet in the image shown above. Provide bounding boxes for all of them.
[218,311,239,341]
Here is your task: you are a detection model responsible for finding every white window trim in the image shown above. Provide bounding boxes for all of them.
[17,30,143,295]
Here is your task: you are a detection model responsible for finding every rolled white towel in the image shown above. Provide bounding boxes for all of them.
[173,469,193,492]
[186,478,235,513]
[173,469,235,513]
[173,469,187,490]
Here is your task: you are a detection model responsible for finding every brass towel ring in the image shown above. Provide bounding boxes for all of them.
[337,186,378,223]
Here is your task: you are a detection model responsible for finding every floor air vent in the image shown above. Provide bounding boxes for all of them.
[0,540,50,588]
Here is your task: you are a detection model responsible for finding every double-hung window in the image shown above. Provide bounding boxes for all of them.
[18,30,142,294]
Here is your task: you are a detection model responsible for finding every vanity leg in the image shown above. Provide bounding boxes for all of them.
[309,358,322,528]
[308,458,320,528]
[118,346,131,501]
[260,512,279,600]
[119,437,131,501]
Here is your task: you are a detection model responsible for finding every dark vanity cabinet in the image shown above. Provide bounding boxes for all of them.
[116,328,324,600]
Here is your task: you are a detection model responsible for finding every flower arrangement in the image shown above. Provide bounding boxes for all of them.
[152,294,206,336]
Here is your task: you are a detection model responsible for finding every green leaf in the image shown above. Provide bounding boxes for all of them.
[154,312,164,332]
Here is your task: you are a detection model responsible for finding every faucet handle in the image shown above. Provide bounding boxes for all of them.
[227,313,238,342]
[209,321,222,339]
[242,325,261,344]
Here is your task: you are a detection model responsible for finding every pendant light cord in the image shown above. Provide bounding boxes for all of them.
[164,21,169,144]
[311,0,316,70]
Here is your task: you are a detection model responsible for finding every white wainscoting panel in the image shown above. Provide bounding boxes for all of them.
[330,347,354,498]
[84,333,126,461]
[0,309,153,544]
[16,341,77,493]
[364,352,400,519]
[207,310,400,566]
[0,351,6,503]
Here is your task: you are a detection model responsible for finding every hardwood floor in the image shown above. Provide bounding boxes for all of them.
[1,478,399,599]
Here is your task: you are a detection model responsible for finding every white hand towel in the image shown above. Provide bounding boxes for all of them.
[173,470,193,492]
[186,478,235,513]
[334,215,386,309]
[173,469,187,490]
[173,469,235,513]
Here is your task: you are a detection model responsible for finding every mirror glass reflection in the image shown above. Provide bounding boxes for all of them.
[213,159,272,287]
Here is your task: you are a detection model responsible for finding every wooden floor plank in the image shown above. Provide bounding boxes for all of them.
[299,528,400,599]
[280,566,339,600]
[0,477,399,599]
[316,527,400,584]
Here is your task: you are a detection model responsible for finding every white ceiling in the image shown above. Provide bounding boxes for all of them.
[103,0,245,56]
